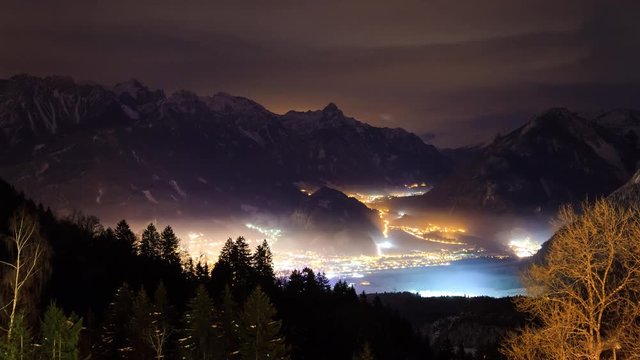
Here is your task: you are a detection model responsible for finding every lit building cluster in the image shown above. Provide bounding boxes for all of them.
[389,225,466,245]
[181,183,539,281]
[183,229,483,279]
[375,206,466,246]
[272,248,478,279]
[347,193,386,204]
[294,182,431,206]
[346,187,429,205]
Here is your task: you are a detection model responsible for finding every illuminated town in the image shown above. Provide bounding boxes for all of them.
[272,248,481,279]
[181,184,533,281]
[345,183,431,204]
[179,184,543,283]
[184,228,485,280]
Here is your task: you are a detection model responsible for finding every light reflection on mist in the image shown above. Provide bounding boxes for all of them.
[108,192,552,297]
[124,209,546,256]
[340,258,527,298]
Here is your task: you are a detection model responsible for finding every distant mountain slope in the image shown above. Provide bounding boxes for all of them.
[0,75,447,221]
[286,186,381,254]
[608,169,640,208]
[532,168,640,265]
[592,109,640,147]
[420,108,640,213]
[281,104,446,185]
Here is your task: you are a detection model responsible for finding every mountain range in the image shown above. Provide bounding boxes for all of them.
[410,108,640,214]
[0,75,447,223]
[1,74,640,251]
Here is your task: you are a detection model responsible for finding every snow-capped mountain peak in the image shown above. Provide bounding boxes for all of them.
[207,92,271,116]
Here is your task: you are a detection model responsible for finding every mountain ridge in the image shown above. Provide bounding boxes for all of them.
[401,108,640,214]
[0,74,447,223]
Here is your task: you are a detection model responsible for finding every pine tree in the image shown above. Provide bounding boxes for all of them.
[252,240,275,287]
[231,237,252,280]
[114,219,138,255]
[160,226,181,266]
[40,303,82,360]
[315,272,331,293]
[333,281,357,300]
[148,282,171,360]
[230,237,254,299]
[184,257,196,281]
[220,285,238,356]
[183,285,220,360]
[153,282,169,319]
[140,223,161,258]
[238,287,288,360]
[1,313,33,360]
[218,238,234,265]
[94,284,134,358]
[212,237,254,300]
[301,267,318,294]
[210,239,234,293]
[285,270,304,295]
[130,288,153,356]
[195,258,210,282]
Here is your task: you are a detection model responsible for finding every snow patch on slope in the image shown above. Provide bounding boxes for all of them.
[585,138,624,171]
[33,144,46,156]
[120,104,140,120]
[239,128,265,146]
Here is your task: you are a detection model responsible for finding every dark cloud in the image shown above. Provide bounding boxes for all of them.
[1,0,638,147]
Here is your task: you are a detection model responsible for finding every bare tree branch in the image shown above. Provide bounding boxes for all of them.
[502,199,640,359]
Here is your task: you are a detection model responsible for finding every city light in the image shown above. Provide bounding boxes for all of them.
[245,223,283,243]
[181,185,508,282]
[508,237,541,258]
[393,225,466,245]
[272,249,477,279]
[375,240,393,256]
[299,188,313,196]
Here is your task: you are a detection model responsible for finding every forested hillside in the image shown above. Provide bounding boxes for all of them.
[0,178,440,359]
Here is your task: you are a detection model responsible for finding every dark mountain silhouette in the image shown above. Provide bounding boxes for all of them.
[285,186,382,254]
[415,108,640,213]
[0,75,448,222]
[530,167,640,265]
[608,168,640,208]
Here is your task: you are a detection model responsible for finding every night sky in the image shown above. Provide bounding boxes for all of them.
[2,0,639,147]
